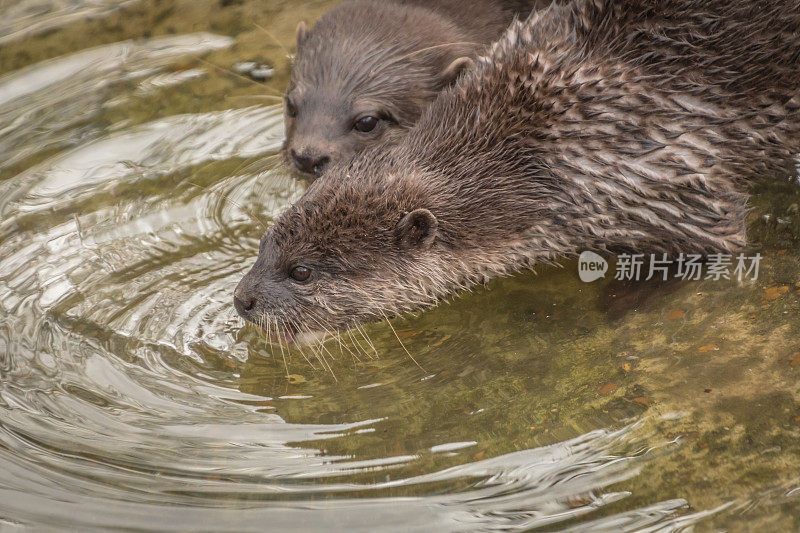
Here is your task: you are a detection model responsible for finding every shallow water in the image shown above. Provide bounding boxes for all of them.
[2,1,800,531]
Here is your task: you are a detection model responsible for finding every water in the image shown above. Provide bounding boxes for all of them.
[1,1,800,531]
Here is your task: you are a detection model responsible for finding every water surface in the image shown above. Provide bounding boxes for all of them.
[2,1,800,531]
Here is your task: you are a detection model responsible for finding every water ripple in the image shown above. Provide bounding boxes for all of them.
[0,31,233,173]
[2,9,794,531]
[0,0,138,45]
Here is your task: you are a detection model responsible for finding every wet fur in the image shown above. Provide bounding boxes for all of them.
[239,0,800,335]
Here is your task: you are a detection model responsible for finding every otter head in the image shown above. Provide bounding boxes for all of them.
[233,162,452,341]
[282,3,475,179]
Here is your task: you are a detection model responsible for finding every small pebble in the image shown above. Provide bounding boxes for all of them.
[249,66,275,81]
[232,61,275,81]
[233,61,258,74]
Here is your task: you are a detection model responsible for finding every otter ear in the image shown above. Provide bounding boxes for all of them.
[296,21,309,47]
[396,209,438,250]
[440,56,474,86]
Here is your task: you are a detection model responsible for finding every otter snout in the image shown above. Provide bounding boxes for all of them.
[233,285,255,318]
[234,267,304,344]
[290,148,330,176]
[233,275,260,322]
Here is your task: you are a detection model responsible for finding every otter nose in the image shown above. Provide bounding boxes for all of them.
[291,149,330,176]
[233,286,256,318]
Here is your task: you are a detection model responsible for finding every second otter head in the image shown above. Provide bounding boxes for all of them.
[282,1,475,179]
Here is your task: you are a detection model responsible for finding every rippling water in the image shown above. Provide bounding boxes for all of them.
[0,0,136,45]
[2,1,800,531]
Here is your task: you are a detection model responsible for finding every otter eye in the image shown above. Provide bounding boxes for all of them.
[354,115,379,133]
[289,265,311,282]
[286,98,298,118]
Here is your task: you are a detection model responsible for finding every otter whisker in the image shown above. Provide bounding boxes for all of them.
[287,318,317,370]
[311,328,341,376]
[273,316,290,379]
[195,57,284,95]
[253,22,292,58]
[223,153,269,184]
[266,313,272,343]
[260,313,278,362]
[394,41,482,63]
[354,324,378,356]
[335,329,345,358]
[313,344,332,376]
[317,337,338,361]
[184,157,223,185]
[304,337,322,365]
[336,328,362,363]
[379,309,425,371]
[298,327,322,370]
[300,323,336,380]
[259,314,272,359]
[346,328,370,361]
[304,312,340,348]
[189,148,280,187]
[226,94,284,102]
[245,154,287,180]
[315,343,337,381]
[251,313,262,339]
[346,324,375,361]
[235,153,283,177]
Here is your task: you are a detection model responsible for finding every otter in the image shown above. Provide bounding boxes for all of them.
[284,0,546,177]
[236,0,800,340]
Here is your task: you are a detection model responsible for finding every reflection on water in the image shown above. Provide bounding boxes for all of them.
[0,0,136,46]
[1,1,800,531]
[0,32,233,173]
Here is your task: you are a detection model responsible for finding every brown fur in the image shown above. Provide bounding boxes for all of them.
[283,0,544,177]
[237,0,800,337]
